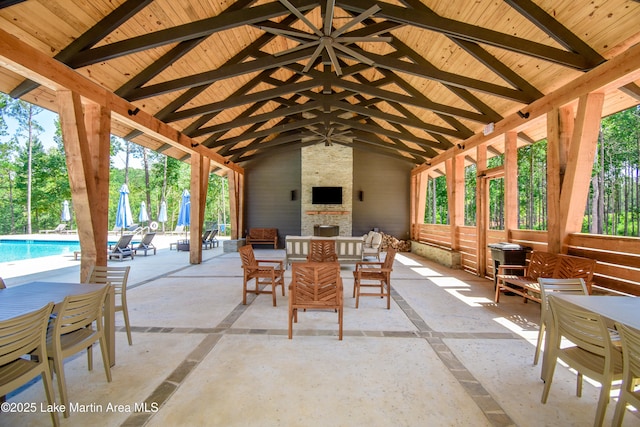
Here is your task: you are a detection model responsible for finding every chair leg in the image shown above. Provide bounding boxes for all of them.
[576,373,583,397]
[51,357,70,418]
[355,279,360,309]
[242,279,248,305]
[612,392,627,427]
[385,281,391,309]
[121,304,133,346]
[594,383,612,427]
[271,282,277,307]
[338,306,343,340]
[87,344,93,371]
[41,366,60,427]
[99,335,112,383]
[533,322,545,366]
[541,357,557,404]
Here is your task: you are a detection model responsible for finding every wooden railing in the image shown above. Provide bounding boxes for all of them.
[412,224,640,296]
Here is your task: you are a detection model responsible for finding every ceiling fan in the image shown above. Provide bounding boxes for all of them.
[305,124,353,146]
[261,0,392,76]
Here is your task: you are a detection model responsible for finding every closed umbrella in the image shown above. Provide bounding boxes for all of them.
[138,201,149,224]
[157,200,168,232]
[61,200,71,222]
[177,190,190,230]
[115,184,133,232]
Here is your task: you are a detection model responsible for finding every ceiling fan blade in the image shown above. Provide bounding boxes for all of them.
[323,0,335,36]
[258,24,319,41]
[324,43,343,76]
[331,43,375,66]
[303,42,326,73]
[331,5,381,37]
[278,0,323,37]
[273,40,319,57]
[336,36,393,43]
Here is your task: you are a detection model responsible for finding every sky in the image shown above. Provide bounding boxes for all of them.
[5,107,140,169]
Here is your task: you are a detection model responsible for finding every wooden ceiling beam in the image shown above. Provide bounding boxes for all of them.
[338,0,594,70]
[165,80,319,123]
[0,27,243,174]
[128,47,316,101]
[66,0,317,68]
[10,0,154,98]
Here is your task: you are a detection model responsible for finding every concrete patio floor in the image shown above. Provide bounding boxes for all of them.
[1,239,638,426]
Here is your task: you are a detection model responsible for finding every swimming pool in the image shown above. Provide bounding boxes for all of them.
[0,239,82,263]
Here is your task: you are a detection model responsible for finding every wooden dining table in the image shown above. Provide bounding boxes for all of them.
[0,281,116,366]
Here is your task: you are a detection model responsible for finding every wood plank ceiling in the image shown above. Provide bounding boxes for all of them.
[0,0,639,171]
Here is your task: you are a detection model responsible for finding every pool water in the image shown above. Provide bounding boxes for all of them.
[0,240,82,263]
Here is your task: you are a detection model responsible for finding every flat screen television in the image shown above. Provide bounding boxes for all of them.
[312,186,342,204]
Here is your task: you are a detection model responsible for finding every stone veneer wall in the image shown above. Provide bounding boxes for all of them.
[301,144,352,236]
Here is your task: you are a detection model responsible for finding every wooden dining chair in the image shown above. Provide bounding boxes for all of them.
[541,295,623,427]
[612,322,640,427]
[307,239,338,262]
[0,303,59,427]
[47,285,112,418]
[352,247,397,309]
[534,278,588,367]
[239,245,285,306]
[87,265,133,345]
[289,262,343,340]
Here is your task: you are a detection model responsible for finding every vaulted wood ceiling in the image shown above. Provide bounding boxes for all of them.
[0,0,639,170]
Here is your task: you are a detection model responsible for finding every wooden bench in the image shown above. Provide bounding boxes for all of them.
[495,251,596,304]
[246,228,278,248]
[285,236,363,267]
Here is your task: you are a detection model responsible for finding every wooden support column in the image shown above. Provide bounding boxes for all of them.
[228,170,244,240]
[547,106,574,253]
[476,145,488,277]
[410,171,427,240]
[57,91,110,282]
[446,155,465,250]
[504,132,518,235]
[559,93,604,250]
[188,154,208,264]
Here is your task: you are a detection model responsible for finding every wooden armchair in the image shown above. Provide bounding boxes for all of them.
[289,262,343,340]
[353,247,397,309]
[239,245,285,306]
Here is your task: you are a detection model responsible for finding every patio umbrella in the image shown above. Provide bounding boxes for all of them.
[176,190,190,229]
[138,201,149,224]
[157,200,168,232]
[115,184,133,231]
[61,200,71,222]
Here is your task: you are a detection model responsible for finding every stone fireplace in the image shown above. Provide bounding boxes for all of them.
[301,144,352,236]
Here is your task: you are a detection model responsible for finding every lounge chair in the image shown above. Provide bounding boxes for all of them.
[108,234,134,261]
[134,232,157,256]
[205,229,219,248]
[166,225,185,235]
[39,223,66,234]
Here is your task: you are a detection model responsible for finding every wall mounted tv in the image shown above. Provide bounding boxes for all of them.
[312,186,343,204]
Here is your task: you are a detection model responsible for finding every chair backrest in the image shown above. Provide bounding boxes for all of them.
[87,265,130,297]
[538,278,588,326]
[139,232,155,247]
[52,286,109,338]
[382,247,397,270]
[174,224,185,233]
[239,245,257,267]
[208,229,218,240]
[201,229,212,241]
[555,254,597,283]
[616,322,640,387]
[0,302,53,368]
[115,234,134,249]
[548,295,613,357]
[307,239,338,262]
[290,262,342,309]
[527,251,558,279]
[55,223,66,232]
